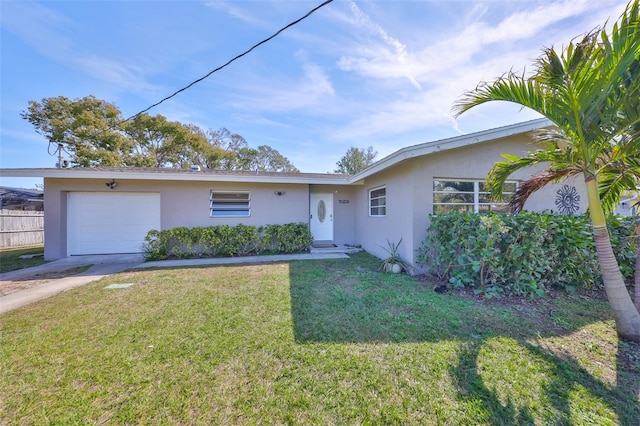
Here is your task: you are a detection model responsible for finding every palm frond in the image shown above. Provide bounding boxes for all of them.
[486,148,580,201]
[457,0,640,212]
[452,72,550,118]
[510,169,579,213]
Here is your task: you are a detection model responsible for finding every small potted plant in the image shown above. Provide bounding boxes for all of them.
[380,238,407,273]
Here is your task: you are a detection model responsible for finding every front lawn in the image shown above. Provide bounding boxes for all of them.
[1,253,638,424]
[0,245,46,273]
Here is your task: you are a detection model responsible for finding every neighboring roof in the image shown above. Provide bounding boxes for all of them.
[1,118,552,186]
[350,118,552,182]
[0,186,43,197]
[0,186,44,210]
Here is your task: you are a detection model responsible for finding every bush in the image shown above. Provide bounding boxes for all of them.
[142,223,313,260]
[416,212,637,298]
[262,223,315,254]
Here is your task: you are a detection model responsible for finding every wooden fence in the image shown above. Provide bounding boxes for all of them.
[0,210,44,248]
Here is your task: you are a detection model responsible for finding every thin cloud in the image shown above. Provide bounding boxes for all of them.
[344,1,422,90]
[75,56,157,96]
[228,59,335,113]
[0,2,75,59]
[331,0,620,142]
[204,1,270,28]
[0,2,164,100]
[481,0,593,44]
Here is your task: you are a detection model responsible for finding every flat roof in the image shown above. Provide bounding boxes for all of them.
[1,167,352,185]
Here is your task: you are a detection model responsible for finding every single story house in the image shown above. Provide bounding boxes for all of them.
[1,118,587,270]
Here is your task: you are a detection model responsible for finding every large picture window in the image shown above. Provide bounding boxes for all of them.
[433,179,516,214]
[369,186,386,217]
[210,191,250,217]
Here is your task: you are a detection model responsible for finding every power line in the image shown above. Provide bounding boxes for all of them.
[123,0,334,123]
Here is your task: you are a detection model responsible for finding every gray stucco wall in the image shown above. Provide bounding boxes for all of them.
[41,131,588,263]
[44,178,312,260]
[353,165,416,268]
[353,132,587,272]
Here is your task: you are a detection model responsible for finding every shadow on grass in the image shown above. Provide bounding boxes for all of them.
[289,253,640,425]
[451,339,639,425]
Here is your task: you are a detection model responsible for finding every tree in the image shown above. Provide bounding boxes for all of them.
[180,124,231,170]
[202,128,299,172]
[122,114,213,168]
[453,0,640,342]
[21,95,131,167]
[334,146,377,174]
[21,96,299,172]
[242,145,300,172]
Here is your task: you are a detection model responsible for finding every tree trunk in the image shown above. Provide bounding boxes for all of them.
[635,222,640,312]
[586,178,640,342]
[593,225,640,342]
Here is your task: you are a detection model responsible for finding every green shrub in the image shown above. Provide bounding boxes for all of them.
[262,223,314,253]
[142,223,313,260]
[416,212,637,298]
[141,230,167,261]
[224,224,261,256]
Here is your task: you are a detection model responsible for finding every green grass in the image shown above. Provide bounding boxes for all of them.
[0,245,46,273]
[1,252,638,424]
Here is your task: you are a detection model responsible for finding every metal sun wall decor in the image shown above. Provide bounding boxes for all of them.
[555,184,581,214]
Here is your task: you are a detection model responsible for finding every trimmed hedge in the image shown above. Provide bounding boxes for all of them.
[416,212,638,298]
[142,223,314,260]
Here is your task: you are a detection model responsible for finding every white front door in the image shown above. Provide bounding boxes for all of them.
[309,193,333,241]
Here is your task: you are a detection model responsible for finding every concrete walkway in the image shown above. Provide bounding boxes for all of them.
[0,251,351,314]
[138,252,349,269]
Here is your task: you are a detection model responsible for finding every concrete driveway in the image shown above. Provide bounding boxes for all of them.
[0,254,144,314]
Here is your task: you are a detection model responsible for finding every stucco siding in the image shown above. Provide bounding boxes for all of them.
[408,133,587,271]
[43,178,311,260]
[159,180,309,228]
[354,165,416,268]
[346,131,587,272]
[33,122,591,263]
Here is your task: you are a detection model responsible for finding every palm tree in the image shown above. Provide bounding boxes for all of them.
[453,0,640,342]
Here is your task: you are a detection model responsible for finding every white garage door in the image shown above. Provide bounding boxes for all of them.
[68,192,160,255]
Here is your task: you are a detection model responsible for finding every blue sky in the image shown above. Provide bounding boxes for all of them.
[0,0,629,188]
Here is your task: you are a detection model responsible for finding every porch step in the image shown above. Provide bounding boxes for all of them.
[309,244,363,255]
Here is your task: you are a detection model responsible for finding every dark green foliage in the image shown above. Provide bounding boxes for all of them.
[417,212,638,298]
[224,223,261,256]
[142,223,313,260]
[262,223,315,254]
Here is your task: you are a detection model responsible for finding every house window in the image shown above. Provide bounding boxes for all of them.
[369,186,386,216]
[210,191,250,217]
[433,179,516,214]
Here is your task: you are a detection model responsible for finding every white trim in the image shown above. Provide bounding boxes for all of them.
[433,178,517,214]
[210,190,251,217]
[369,185,387,217]
[350,118,551,182]
[0,168,351,185]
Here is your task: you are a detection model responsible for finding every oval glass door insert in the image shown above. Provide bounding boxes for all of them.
[317,200,326,223]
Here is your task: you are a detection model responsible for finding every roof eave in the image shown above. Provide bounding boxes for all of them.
[0,168,351,185]
[348,118,552,183]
